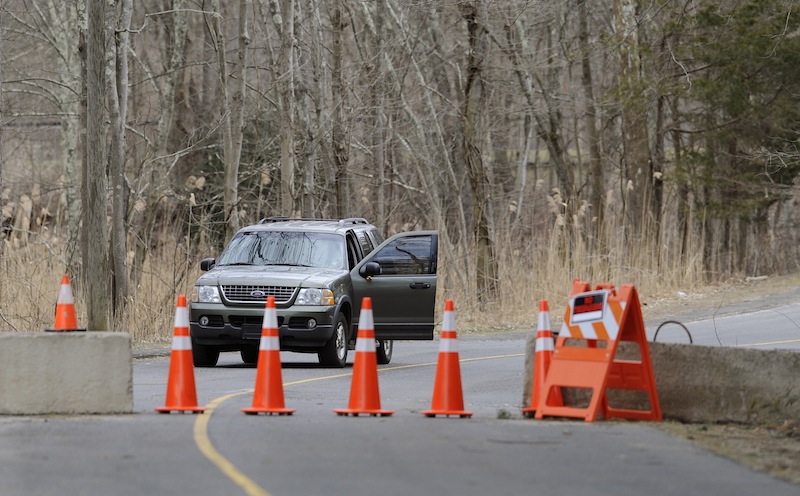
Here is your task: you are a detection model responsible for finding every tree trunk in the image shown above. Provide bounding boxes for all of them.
[374,0,387,232]
[461,1,497,306]
[503,15,575,257]
[83,0,111,331]
[330,1,349,218]
[48,2,85,276]
[302,0,324,216]
[614,0,652,239]
[0,7,3,258]
[213,0,250,240]
[670,96,690,262]
[270,0,297,217]
[108,0,132,320]
[579,0,605,244]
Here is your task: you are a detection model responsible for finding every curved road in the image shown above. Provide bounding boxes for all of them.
[2,301,799,496]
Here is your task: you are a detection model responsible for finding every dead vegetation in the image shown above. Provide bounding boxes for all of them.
[661,421,800,485]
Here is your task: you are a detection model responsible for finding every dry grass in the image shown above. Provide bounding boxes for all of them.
[439,213,708,333]
[0,237,197,346]
[0,215,738,344]
[661,420,800,485]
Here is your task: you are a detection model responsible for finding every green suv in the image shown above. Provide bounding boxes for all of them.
[189,217,438,367]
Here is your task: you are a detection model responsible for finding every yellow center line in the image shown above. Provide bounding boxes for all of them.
[734,338,800,347]
[194,392,269,496]
[192,352,523,495]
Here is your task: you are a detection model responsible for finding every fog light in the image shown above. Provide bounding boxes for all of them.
[199,316,210,326]
[306,318,317,329]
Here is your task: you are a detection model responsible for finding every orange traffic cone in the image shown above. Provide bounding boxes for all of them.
[522,299,562,416]
[422,299,472,418]
[46,274,85,332]
[334,297,394,417]
[155,295,205,414]
[243,297,295,415]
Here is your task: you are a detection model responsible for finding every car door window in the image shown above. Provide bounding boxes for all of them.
[346,232,362,270]
[370,234,435,275]
[356,230,375,256]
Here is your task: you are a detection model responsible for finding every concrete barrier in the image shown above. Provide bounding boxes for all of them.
[523,336,800,423]
[0,332,133,415]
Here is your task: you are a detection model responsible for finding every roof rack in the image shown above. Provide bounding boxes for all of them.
[257,216,370,226]
[338,217,369,226]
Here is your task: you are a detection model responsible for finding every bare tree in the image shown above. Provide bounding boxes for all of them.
[613,0,653,238]
[127,4,190,291]
[578,0,604,245]
[4,0,800,325]
[330,0,349,218]
[460,1,496,306]
[373,0,387,232]
[211,0,249,240]
[2,2,85,262]
[0,4,6,257]
[107,0,132,318]
[266,0,298,217]
[82,0,110,330]
[0,7,4,258]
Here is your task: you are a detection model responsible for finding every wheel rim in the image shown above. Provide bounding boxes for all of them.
[382,340,392,358]
[335,321,346,361]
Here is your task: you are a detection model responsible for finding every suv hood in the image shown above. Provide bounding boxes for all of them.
[196,265,344,288]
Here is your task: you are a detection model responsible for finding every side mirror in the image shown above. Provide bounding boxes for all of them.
[200,258,216,271]
[359,261,382,278]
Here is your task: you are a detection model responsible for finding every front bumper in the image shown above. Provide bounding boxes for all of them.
[189,302,337,352]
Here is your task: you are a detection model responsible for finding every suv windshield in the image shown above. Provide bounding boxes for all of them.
[217,231,345,270]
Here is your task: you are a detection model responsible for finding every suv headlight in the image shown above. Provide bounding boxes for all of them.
[193,285,222,303]
[296,288,334,306]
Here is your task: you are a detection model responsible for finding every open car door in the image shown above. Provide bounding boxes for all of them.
[351,231,437,340]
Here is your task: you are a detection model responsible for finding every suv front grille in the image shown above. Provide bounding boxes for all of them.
[229,315,285,328]
[221,285,296,304]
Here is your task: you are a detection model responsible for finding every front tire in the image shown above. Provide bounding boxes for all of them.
[318,313,348,368]
[240,346,259,365]
[376,339,393,365]
[192,338,220,367]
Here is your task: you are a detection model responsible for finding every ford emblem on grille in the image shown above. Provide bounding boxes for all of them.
[250,290,266,298]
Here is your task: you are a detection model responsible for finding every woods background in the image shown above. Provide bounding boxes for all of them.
[1,0,799,339]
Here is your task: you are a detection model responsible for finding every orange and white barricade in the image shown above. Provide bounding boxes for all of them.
[535,281,661,422]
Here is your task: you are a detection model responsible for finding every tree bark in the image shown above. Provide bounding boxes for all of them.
[213,0,250,240]
[614,0,652,238]
[461,1,496,306]
[0,7,3,258]
[270,0,297,217]
[374,0,387,232]
[0,6,3,258]
[578,0,605,244]
[83,0,111,331]
[330,1,349,218]
[108,0,132,320]
[44,2,85,275]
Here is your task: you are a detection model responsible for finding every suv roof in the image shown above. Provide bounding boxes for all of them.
[248,217,372,234]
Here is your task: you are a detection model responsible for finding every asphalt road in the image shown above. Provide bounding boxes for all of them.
[2,302,799,496]
[645,300,800,349]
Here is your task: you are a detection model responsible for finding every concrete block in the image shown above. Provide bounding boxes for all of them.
[0,332,133,415]
[523,338,800,423]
